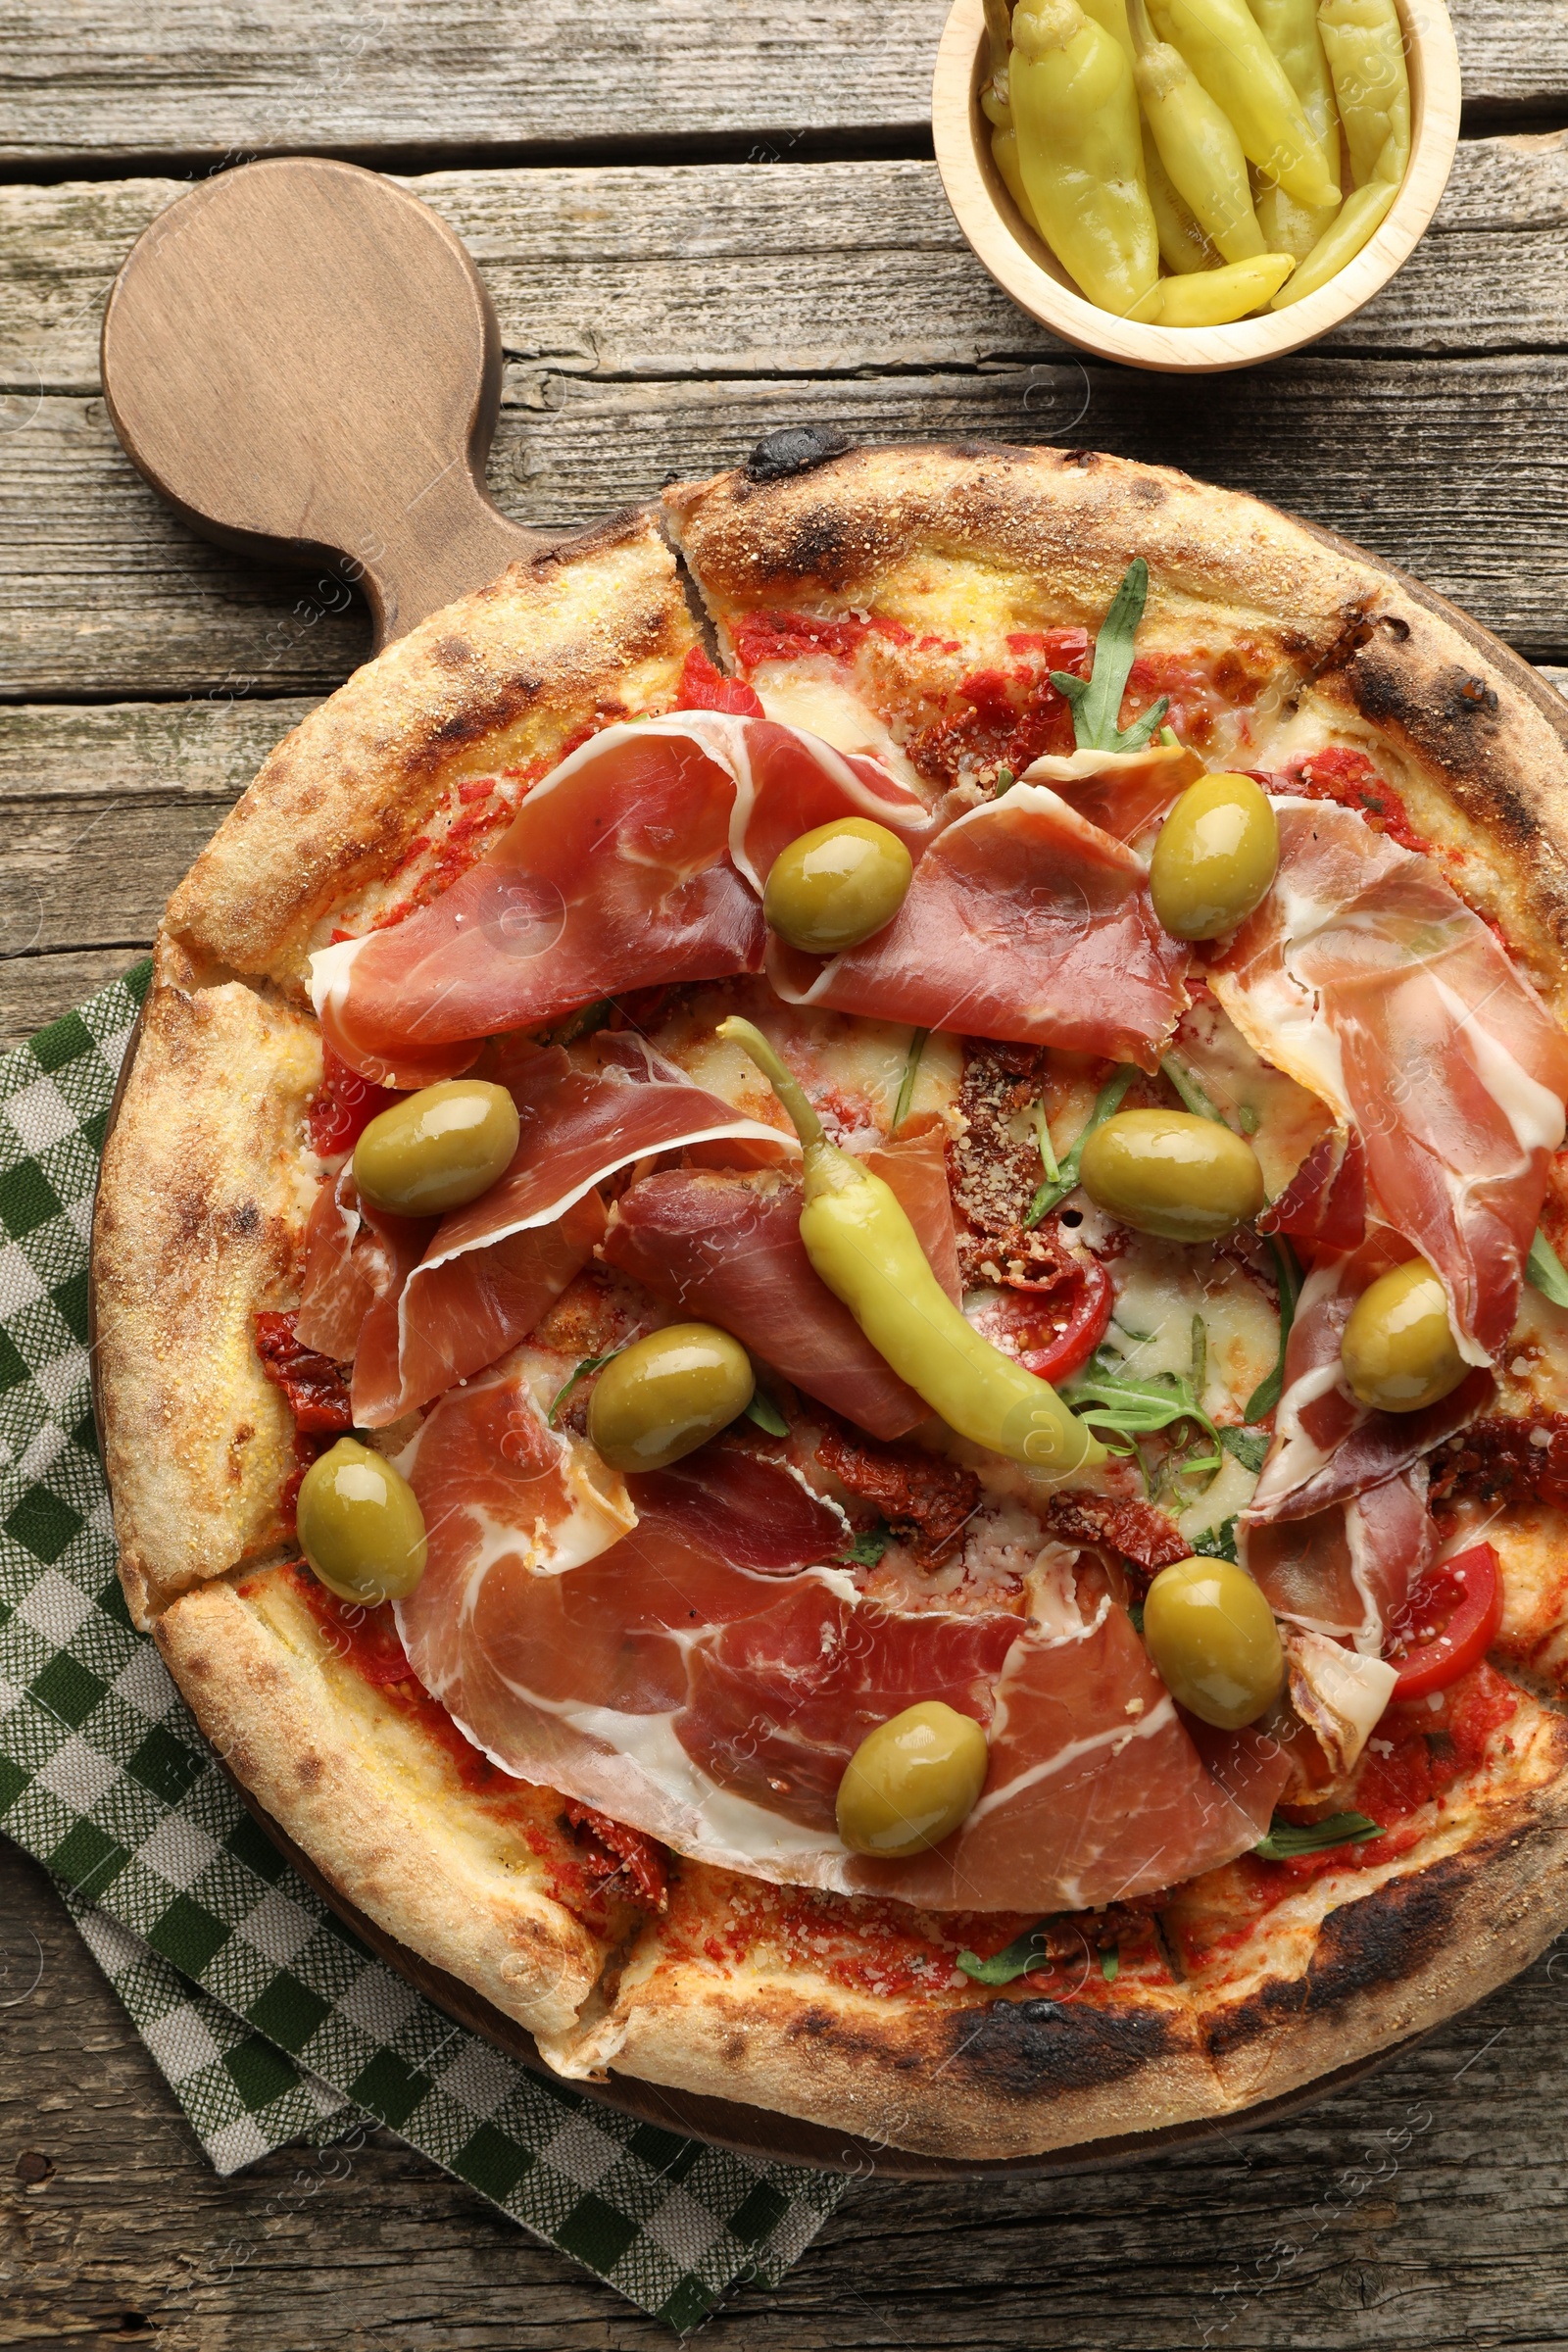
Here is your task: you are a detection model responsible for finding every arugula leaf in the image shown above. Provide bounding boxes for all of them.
[1025,1064,1139,1225]
[1254,1811,1382,1861]
[1191,1516,1240,1563]
[1100,1945,1120,1984]
[1161,1053,1226,1125]
[1527,1227,1568,1309]
[956,1919,1055,1985]
[1063,1350,1220,1454]
[547,1348,622,1427]
[892,1027,929,1134]
[993,763,1017,798]
[1244,1235,1302,1423]
[744,1390,790,1438]
[841,1522,892,1567]
[1217,1425,1270,1475]
[1127,1599,1146,1635]
[1048,559,1170,755]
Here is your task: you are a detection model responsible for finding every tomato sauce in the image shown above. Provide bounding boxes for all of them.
[306,1045,399,1157]
[1279,745,1429,856]
[727,608,916,668]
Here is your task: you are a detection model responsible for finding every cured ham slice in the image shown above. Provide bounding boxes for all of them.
[311,712,932,1088]
[859,1125,962,1304]
[1247,1231,1494,1530]
[602,1169,929,1439]
[767,783,1189,1070]
[627,1437,848,1574]
[1021,741,1202,844]
[1211,799,1568,1362]
[294,1168,431,1362]
[353,1040,795,1425]
[1245,1464,1436,1653]
[396,1359,1290,1909]
[1257,1127,1366,1251]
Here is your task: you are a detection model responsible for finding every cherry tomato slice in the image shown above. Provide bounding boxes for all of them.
[967,1256,1114,1385]
[1383,1543,1502,1701]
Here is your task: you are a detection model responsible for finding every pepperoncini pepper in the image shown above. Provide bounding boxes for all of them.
[1144,128,1216,272]
[1317,0,1410,187]
[1255,176,1342,263]
[982,74,1045,233]
[1268,173,1396,304]
[1152,250,1296,320]
[1250,0,1343,187]
[1130,0,1266,263]
[717,1018,1105,1480]
[1009,0,1159,317]
[1150,0,1340,208]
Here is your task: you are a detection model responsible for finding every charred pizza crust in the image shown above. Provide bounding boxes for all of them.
[94,441,1568,2161]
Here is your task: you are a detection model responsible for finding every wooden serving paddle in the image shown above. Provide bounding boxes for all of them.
[100,157,553,649]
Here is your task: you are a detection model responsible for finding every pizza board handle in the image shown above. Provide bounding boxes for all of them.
[100,157,552,648]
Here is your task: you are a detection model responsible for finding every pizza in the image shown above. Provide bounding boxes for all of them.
[92,440,1568,2163]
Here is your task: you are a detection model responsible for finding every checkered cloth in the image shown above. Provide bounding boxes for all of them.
[0,963,843,2329]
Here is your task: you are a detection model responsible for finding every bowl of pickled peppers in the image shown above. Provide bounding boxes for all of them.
[933,0,1460,368]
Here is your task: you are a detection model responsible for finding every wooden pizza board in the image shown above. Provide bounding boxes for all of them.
[87,154,1561,2181]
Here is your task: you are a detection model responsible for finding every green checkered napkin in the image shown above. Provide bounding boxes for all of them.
[0,963,844,2329]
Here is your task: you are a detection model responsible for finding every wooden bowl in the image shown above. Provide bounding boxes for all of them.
[931,0,1461,373]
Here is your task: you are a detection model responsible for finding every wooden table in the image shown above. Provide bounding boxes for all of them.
[3,4,1568,2341]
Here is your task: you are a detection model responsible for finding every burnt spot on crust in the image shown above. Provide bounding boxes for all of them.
[431,636,471,670]
[944,1993,1184,2097]
[1202,1849,1483,2061]
[1301,598,1377,686]
[745,424,852,483]
[1449,673,1500,720]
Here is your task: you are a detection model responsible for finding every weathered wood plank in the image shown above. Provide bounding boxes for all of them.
[0,0,1560,168]
[5,1839,1568,2349]
[3,140,1565,399]
[1,350,1565,703]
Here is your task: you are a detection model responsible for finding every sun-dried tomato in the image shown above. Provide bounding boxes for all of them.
[1430,1412,1568,1512]
[814,1418,981,1568]
[255,1311,353,1434]
[563,1799,668,1909]
[1043,1492,1191,1575]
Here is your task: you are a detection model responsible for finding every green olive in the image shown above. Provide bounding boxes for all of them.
[587,1323,756,1472]
[763,818,914,955]
[835,1701,989,1857]
[1151,772,1280,941]
[1078,1108,1265,1243]
[1142,1557,1285,1731]
[297,1437,427,1605]
[353,1079,519,1215]
[1341,1256,1467,1413]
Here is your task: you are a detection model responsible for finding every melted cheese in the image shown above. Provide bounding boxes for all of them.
[1105,1234,1280,1419]
[753,658,924,791]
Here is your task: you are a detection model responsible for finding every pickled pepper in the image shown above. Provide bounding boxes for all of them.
[1317,0,1410,186]
[1151,0,1340,207]
[1249,0,1343,186]
[1130,0,1266,263]
[1010,0,1159,315]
